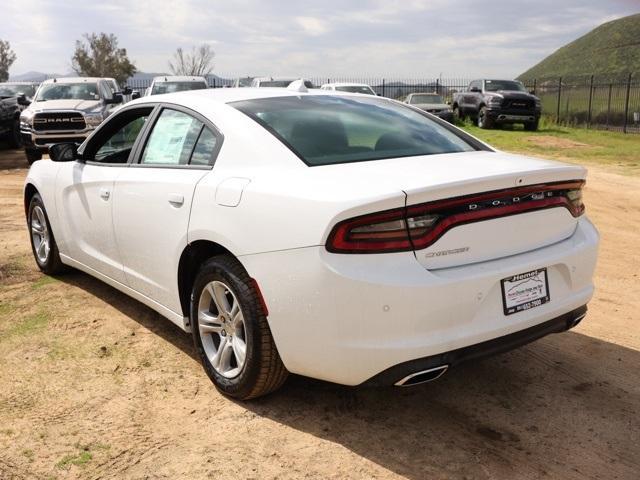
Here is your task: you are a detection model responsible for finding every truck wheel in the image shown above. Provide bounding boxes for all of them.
[453,106,464,123]
[25,149,42,165]
[8,119,23,148]
[477,107,494,129]
[524,120,539,131]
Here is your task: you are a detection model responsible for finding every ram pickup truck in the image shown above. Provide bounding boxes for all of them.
[20,77,124,163]
[452,79,541,130]
[0,82,37,147]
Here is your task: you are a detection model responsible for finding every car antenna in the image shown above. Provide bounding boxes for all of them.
[287,79,308,93]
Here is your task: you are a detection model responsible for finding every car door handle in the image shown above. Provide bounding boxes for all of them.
[99,188,110,200]
[168,193,184,207]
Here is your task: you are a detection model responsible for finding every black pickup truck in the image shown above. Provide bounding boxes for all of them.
[0,82,37,147]
[452,79,541,130]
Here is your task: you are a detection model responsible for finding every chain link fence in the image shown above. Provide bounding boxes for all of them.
[126,74,640,133]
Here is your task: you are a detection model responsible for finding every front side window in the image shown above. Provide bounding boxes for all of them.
[150,82,207,95]
[0,84,37,98]
[232,95,479,166]
[141,109,204,165]
[36,83,99,101]
[88,108,153,164]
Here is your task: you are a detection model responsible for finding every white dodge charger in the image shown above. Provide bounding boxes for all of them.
[24,86,599,399]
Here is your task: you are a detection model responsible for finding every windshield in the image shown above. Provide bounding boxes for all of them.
[484,80,526,92]
[232,95,478,166]
[0,84,37,98]
[36,83,100,101]
[259,80,294,88]
[409,94,444,104]
[336,86,375,95]
[151,81,207,95]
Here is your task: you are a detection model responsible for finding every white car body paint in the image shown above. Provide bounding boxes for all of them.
[24,88,599,386]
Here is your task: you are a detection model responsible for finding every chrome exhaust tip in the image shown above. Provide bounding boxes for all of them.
[568,312,587,329]
[394,365,449,387]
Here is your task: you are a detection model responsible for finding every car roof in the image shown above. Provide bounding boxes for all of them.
[254,77,298,82]
[152,76,207,83]
[41,77,105,84]
[126,87,382,107]
[0,81,39,85]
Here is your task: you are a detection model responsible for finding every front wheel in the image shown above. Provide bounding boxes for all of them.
[28,193,67,275]
[7,119,23,148]
[453,106,464,123]
[25,149,42,164]
[191,255,288,400]
[477,107,494,129]
[524,120,539,131]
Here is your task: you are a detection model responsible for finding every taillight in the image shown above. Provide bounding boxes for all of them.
[326,180,585,254]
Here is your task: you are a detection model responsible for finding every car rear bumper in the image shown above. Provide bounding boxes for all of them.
[239,216,599,386]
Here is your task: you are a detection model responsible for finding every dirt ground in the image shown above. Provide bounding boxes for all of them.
[1,146,639,480]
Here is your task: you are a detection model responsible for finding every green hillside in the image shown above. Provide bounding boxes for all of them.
[519,13,640,80]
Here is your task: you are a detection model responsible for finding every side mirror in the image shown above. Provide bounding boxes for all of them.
[123,86,133,95]
[529,89,536,95]
[17,94,30,106]
[131,91,141,100]
[49,143,79,162]
[105,93,124,104]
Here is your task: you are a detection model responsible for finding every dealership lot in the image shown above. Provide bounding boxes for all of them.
[1,146,639,479]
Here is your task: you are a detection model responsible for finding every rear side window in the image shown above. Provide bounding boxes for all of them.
[190,128,218,166]
[232,95,479,166]
[141,109,203,165]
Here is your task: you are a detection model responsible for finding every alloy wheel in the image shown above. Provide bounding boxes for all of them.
[31,205,50,264]
[197,280,247,378]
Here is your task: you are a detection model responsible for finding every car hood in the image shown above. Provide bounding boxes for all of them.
[412,103,450,110]
[487,91,538,101]
[28,99,103,113]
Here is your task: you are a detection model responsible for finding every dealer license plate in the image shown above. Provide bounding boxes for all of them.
[501,268,550,315]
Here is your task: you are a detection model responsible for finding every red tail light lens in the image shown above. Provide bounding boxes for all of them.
[326,180,585,254]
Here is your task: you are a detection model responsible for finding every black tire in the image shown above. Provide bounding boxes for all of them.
[524,120,539,131]
[27,193,67,275]
[191,255,288,400]
[453,105,464,123]
[25,149,42,165]
[477,106,494,129]
[7,119,22,148]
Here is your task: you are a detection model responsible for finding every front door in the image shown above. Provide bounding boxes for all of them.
[56,105,154,283]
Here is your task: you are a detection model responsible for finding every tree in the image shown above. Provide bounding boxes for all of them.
[71,33,136,86]
[169,44,215,76]
[0,39,17,82]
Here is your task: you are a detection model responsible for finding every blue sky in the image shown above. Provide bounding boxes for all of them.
[4,0,639,78]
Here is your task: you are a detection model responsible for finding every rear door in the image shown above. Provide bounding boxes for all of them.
[112,105,223,313]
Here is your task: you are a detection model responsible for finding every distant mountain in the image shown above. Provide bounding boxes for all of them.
[519,13,640,80]
[9,71,67,82]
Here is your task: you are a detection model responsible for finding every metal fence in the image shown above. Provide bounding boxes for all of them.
[126,74,640,133]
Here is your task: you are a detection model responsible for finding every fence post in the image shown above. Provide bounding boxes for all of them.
[556,77,562,124]
[606,83,612,129]
[623,73,632,134]
[533,78,537,94]
[587,75,594,127]
[382,78,386,98]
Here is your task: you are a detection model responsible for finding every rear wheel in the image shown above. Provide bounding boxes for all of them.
[7,119,22,148]
[191,255,288,400]
[25,149,42,164]
[28,193,67,275]
[477,106,494,129]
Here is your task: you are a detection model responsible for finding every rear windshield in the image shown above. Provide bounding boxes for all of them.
[232,95,479,166]
[151,82,207,95]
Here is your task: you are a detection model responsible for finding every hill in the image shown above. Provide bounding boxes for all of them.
[518,13,640,80]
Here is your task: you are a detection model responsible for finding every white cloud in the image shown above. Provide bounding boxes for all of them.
[295,16,329,36]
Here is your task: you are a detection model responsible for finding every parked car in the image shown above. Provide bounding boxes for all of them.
[19,77,124,164]
[452,79,541,130]
[146,76,208,96]
[0,82,38,147]
[403,92,454,123]
[320,82,376,95]
[251,77,314,88]
[232,77,255,88]
[24,87,598,399]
